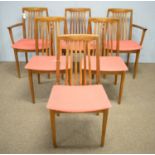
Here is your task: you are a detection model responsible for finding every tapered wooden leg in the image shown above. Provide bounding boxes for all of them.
[118,72,126,104]
[28,70,35,103]
[101,110,109,147]
[14,50,21,78]
[133,51,140,79]
[25,52,28,63]
[126,53,130,67]
[114,74,118,85]
[50,110,57,148]
[37,73,41,84]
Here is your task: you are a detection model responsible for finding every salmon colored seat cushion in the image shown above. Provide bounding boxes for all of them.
[88,40,142,52]
[82,56,128,72]
[25,56,66,71]
[12,39,48,51]
[47,85,111,113]
[112,40,142,52]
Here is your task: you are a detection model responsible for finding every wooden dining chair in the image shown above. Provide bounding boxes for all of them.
[88,18,128,104]
[25,17,66,103]
[8,7,48,78]
[107,8,147,78]
[47,34,112,147]
[64,8,91,34]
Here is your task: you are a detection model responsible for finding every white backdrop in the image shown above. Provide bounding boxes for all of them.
[0,1,155,62]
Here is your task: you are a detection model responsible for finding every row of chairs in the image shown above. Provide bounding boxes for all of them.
[7,7,147,147]
[8,7,147,79]
[22,17,127,105]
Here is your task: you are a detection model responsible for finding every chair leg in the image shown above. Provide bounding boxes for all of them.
[133,51,140,79]
[101,109,109,147]
[118,72,126,104]
[126,53,130,67]
[37,73,41,84]
[114,74,118,85]
[28,70,35,103]
[50,110,57,148]
[14,50,21,78]
[25,52,28,63]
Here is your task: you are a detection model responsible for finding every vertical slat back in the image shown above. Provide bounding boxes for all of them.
[57,34,99,85]
[88,18,120,56]
[107,8,133,40]
[35,17,65,56]
[65,8,91,34]
[22,7,48,39]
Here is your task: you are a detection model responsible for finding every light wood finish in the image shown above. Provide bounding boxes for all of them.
[8,7,48,78]
[35,17,65,56]
[28,70,35,103]
[107,8,147,78]
[118,72,126,104]
[50,111,57,148]
[49,34,110,147]
[101,109,109,146]
[88,17,126,103]
[27,17,65,103]
[22,7,48,39]
[107,8,133,40]
[88,18,120,56]
[14,50,21,78]
[56,34,100,85]
[65,8,91,34]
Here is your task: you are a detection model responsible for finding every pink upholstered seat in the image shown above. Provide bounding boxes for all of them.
[87,40,142,52]
[12,39,47,51]
[25,56,66,71]
[82,56,128,72]
[113,40,142,52]
[47,84,111,113]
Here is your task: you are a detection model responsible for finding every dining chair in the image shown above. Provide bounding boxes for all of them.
[25,17,66,103]
[64,8,91,34]
[47,34,112,147]
[88,18,128,104]
[8,7,48,78]
[107,8,147,78]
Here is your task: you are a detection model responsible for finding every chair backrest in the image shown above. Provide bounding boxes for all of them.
[88,18,120,56]
[35,17,65,55]
[22,7,48,39]
[64,8,91,34]
[107,8,133,40]
[57,34,99,85]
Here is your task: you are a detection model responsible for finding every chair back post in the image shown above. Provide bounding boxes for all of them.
[107,8,133,40]
[34,17,65,56]
[22,7,48,39]
[64,8,91,34]
[57,34,99,85]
